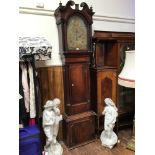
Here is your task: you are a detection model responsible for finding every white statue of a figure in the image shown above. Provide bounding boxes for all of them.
[100,98,118,149]
[43,98,63,155]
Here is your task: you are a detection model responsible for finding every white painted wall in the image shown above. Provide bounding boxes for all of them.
[19,0,135,66]
[19,0,135,18]
[19,13,61,65]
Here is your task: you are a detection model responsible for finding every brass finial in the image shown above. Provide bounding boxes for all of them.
[59,1,62,6]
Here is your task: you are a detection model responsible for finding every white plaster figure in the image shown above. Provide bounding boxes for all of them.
[19,94,23,99]
[100,98,118,149]
[43,98,63,155]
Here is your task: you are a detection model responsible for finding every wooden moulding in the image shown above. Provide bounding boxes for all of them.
[37,66,64,113]
[37,66,64,141]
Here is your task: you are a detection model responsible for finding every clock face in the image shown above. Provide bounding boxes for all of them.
[67,16,88,50]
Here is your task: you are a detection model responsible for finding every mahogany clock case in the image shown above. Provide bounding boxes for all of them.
[54,1,96,148]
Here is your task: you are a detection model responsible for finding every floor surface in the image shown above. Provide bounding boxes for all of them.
[61,128,135,155]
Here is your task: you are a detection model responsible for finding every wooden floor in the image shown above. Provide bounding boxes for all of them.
[61,128,135,155]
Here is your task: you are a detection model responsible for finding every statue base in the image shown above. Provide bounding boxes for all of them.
[100,130,118,149]
[44,142,63,155]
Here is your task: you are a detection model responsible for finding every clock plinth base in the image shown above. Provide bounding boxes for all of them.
[63,111,96,148]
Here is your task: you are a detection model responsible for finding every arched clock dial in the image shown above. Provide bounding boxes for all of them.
[67,16,87,50]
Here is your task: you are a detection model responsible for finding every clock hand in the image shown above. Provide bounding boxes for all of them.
[76,29,78,41]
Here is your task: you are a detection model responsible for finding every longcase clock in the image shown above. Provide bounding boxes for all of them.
[54,1,95,148]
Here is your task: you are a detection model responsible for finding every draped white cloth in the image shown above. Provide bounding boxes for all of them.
[19,37,52,61]
[20,63,30,112]
[28,62,36,118]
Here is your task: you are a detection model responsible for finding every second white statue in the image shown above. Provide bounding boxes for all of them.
[100,98,118,149]
[43,98,63,155]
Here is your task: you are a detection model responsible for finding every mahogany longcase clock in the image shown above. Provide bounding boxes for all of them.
[54,1,96,148]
